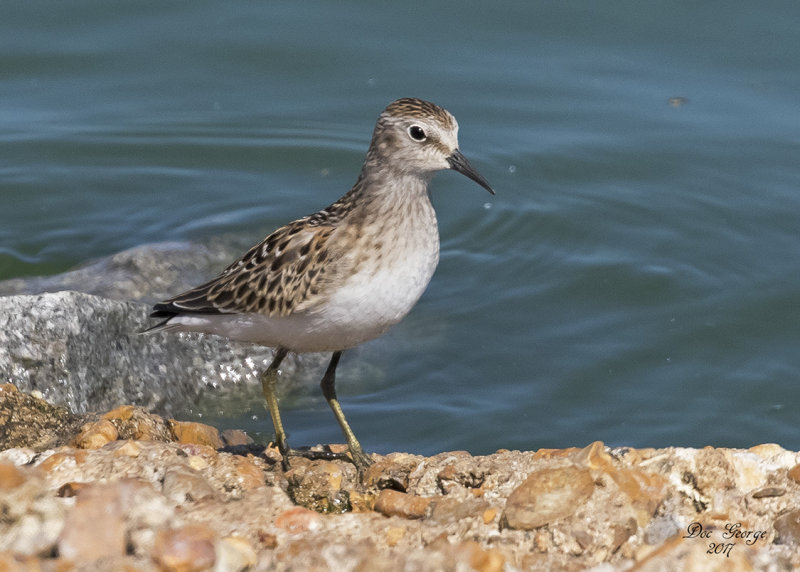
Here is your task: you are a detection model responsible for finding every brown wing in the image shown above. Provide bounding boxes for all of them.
[151,218,339,318]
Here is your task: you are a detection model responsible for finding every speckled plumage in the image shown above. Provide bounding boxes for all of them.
[147,97,494,471]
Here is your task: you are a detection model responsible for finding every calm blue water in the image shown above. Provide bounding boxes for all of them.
[3,1,800,455]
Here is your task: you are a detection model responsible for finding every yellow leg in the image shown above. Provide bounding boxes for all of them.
[320,351,373,471]
[260,347,290,470]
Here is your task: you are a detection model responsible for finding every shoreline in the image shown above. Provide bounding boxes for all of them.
[1,383,798,571]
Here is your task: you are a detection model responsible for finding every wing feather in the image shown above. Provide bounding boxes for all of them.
[151,219,340,319]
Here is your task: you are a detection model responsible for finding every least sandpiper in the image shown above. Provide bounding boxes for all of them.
[147,98,494,471]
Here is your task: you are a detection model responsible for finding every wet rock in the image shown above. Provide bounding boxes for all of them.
[502,465,595,530]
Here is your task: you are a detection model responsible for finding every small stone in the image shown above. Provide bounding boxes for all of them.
[170,421,224,448]
[483,508,498,525]
[373,490,432,520]
[362,453,418,491]
[384,526,406,547]
[0,462,25,489]
[275,507,322,534]
[502,465,594,530]
[153,524,217,572]
[230,456,266,491]
[0,465,65,555]
[57,482,90,498]
[644,515,681,545]
[429,497,489,525]
[36,450,79,472]
[577,441,668,525]
[162,466,217,504]
[74,419,119,449]
[611,518,637,553]
[216,536,258,572]
[106,439,143,458]
[787,464,800,484]
[286,460,350,514]
[461,540,505,572]
[774,509,800,545]
[102,405,136,421]
[752,486,785,499]
[188,455,210,471]
[327,443,348,455]
[220,429,252,446]
[257,531,278,549]
[58,482,128,561]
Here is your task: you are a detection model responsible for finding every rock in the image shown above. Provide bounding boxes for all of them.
[274,507,323,533]
[0,291,299,415]
[74,418,119,449]
[152,524,218,572]
[286,459,352,514]
[2,386,800,571]
[215,536,258,572]
[0,239,245,303]
[774,509,800,545]
[502,465,595,530]
[170,420,225,448]
[373,489,432,520]
[162,465,218,504]
[0,463,65,555]
[57,482,130,561]
[428,497,489,525]
[0,383,88,450]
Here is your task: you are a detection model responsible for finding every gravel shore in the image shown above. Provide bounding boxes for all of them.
[2,383,799,571]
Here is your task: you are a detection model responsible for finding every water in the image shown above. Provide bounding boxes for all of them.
[3,1,800,456]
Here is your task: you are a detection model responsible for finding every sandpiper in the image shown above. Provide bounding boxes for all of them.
[146,98,494,471]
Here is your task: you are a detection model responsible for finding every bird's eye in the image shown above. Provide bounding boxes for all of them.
[407,125,427,142]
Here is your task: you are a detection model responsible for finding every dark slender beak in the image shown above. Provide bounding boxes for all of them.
[447,149,495,195]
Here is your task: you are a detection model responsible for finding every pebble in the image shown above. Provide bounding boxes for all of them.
[171,421,225,448]
[215,536,258,572]
[373,489,432,520]
[0,462,25,489]
[162,465,217,504]
[275,506,322,534]
[74,418,118,449]
[774,509,800,545]
[153,524,218,572]
[57,482,128,561]
[502,465,594,530]
[4,383,800,571]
